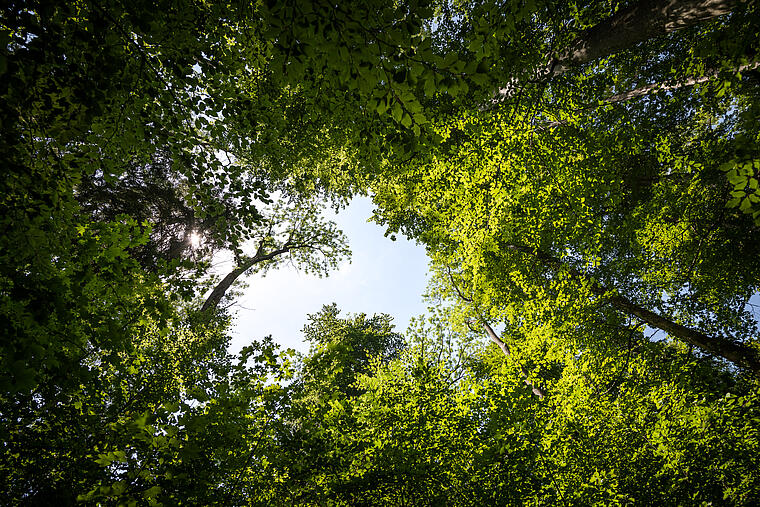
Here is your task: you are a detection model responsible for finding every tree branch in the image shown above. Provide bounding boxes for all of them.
[542,61,760,128]
[496,0,739,100]
[200,245,291,313]
[502,242,760,376]
[447,267,472,303]
[481,320,547,399]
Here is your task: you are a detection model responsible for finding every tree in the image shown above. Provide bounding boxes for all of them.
[374,103,760,373]
[496,0,742,99]
[372,0,760,376]
[1,2,450,501]
[3,0,760,504]
[0,0,469,389]
[264,305,404,503]
[255,308,760,505]
[201,200,350,314]
[0,296,294,505]
[298,304,404,396]
[0,0,439,392]
[75,149,248,269]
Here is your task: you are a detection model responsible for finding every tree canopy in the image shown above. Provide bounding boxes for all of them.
[1,0,759,504]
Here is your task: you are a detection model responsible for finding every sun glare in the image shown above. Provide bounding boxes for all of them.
[189,231,201,248]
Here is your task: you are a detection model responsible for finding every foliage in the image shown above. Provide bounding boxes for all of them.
[2,0,760,504]
[0,299,295,505]
[250,310,760,506]
[371,0,760,375]
[299,304,404,390]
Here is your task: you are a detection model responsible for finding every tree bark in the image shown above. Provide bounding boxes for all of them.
[201,246,291,313]
[502,242,760,376]
[497,0,739,99]
[482,320,547,399]
[553,0,737,75]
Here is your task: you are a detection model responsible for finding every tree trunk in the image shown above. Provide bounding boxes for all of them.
[553,0,737,75]
[482,320,547,399]
[201,246,290,313]
[502,242,760,376]
[497,0,738,99]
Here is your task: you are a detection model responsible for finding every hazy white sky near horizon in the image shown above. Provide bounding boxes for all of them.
[227,196,431,354]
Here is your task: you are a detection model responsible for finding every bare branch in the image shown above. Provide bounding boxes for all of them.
[481,319,547,399]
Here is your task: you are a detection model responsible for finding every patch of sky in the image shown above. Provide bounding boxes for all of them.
[226,196,430,354]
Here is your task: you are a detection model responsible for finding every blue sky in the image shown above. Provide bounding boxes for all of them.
[227,197,431,354]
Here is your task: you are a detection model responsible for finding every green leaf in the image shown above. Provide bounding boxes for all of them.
[424,77,436,97]
[443,52,458,68]
[392,103,403,122]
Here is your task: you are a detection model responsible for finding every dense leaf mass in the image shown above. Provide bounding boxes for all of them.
[1,0,759,504]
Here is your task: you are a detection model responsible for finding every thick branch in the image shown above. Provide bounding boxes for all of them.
[497,0,738,99]
[553,0,737,75]
[601,66,742,104]
[451,273,547,397]
[602,61,756,107]
[447,267,473,303]
[503,242,760,376]
[201,246,291,313]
